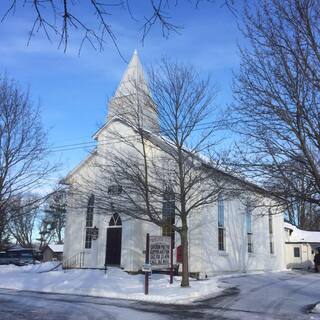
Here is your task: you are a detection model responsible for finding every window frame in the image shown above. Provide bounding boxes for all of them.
[246,207,253,253]
[84,195,95,249]
[218,195,226,251]
[162,186,175,245]
[268,212,275,254]
[293,247,300,258]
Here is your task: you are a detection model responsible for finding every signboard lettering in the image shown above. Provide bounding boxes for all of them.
[149,236,171,268]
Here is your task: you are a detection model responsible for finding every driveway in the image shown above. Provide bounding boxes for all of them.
[0,271,319,320]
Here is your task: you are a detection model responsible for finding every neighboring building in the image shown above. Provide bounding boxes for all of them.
[284,222,320,270]
[42,244,64,262]
[63,51,285,278]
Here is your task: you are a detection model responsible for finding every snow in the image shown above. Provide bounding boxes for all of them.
[284,222,320,243]
[0,264,225,304]
[48,244,64,253]
[311,302,320,314]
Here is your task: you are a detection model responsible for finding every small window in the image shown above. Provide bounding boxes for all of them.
[294,247,300,257]
[218,195,225,251]
[108,185,122,195]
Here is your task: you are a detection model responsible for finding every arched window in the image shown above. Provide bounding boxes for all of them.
[109,213,122,226]
[162,186,175,243]
[84,195,94,249]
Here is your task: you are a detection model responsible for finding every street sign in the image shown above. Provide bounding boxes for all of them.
[142,263,152,272]
[149,236,171,268]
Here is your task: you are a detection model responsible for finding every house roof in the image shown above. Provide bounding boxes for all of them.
[284,222,320,243]
[48,244,64,253]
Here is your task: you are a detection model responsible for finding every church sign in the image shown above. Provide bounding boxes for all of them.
[149,236,171,268]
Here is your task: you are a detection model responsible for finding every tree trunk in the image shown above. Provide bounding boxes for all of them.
[180,223,189,287]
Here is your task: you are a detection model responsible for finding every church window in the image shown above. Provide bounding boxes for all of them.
[269,212,274,254]
[218,194,226,251]
[246,206,253,253]
[108,185,122,195]
[84,195,94,249]
[109,212,122,226]
[162,186,175,245]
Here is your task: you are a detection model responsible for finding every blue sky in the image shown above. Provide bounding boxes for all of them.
[0,1,242,183]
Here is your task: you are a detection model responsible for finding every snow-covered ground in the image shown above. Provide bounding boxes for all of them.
[311,303,320,314]
[0,263,226,304]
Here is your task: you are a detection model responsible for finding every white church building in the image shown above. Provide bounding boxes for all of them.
[63,51,285,278]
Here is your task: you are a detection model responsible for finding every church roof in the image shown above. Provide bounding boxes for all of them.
[114,50,148,98]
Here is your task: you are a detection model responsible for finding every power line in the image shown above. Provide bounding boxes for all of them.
[48,120,225,153]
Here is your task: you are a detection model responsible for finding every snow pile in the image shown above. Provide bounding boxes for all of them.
[0,265,224,304]
[0,261,61,273]
[311,303,320,314]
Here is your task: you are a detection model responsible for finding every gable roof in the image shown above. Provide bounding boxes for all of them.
[47,244,64,253]
[284,222,320,243]
[62,150,97,184]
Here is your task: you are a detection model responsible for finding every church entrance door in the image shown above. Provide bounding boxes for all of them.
[105,213,122,266]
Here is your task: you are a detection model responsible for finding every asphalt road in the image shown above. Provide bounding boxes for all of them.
[0,271,319,320]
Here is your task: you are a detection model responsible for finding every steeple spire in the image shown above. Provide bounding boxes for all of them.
[114,50,148,98]
[107,50,159,132]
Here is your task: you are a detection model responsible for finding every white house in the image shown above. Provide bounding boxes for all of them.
[284,222,320,270]
[63,51,285,278]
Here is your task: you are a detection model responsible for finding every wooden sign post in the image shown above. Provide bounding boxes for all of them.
[170,232,174,284]
[144,233,150,295]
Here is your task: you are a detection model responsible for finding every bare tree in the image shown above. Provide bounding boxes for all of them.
[232,0,320,227]
[7,194,40,248]
[0,75,56,249]
[76,60,235,287]
[1,1,235,56]
[41,190,67,245]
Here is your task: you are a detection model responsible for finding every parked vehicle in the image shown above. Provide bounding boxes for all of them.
[0,251,20,265]
[0,249,35,266]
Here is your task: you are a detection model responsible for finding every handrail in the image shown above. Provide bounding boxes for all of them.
[62,251,86,269]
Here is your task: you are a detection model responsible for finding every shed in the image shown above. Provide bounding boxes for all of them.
[42,244,64,262]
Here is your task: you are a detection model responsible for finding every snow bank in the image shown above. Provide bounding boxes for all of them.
[0,265,225,304]
[0,261,61,273]
[311,302,320,314]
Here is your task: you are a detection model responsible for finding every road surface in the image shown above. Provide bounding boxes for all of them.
[0,271,319,320]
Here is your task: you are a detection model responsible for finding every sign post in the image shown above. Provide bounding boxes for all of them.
[144,233,150,295]
[170,233,174,284]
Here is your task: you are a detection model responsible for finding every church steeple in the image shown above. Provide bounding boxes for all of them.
[114,50,148,98]
[107,50,158,132]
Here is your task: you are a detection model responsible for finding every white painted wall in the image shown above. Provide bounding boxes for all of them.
[64,119,285,275]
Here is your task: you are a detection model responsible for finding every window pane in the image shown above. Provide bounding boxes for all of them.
[218,227,225,251]
[270,240,274,254]
[218,196,224,227]
[248,233,253,253]
[294,247,300,257]
[162,186,175,246]
[246,208,252,233]
[85,228,92,249]
[268,214,273,235]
